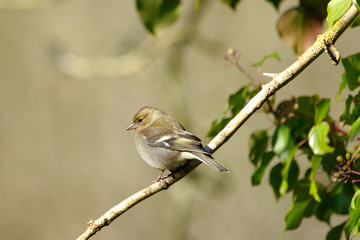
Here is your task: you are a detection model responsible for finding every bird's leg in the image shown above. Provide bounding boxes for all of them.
[153,170,165,183]
[152,170,169,188]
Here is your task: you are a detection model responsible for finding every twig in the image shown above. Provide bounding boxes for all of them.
[225,48,258,83]
[76,4,359,240]
[298,138,309,147]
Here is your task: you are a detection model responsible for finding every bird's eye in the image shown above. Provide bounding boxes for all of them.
[138,118,143,123]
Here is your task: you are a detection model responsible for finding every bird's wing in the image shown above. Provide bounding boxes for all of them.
[142,126,207,154]
[142,126,229,173]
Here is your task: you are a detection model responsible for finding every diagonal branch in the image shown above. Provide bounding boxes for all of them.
[76,4,359,240]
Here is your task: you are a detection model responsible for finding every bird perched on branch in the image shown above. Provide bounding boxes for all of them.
[127,106,229,182]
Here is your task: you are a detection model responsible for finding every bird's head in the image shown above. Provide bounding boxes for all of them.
[126,106,162,131]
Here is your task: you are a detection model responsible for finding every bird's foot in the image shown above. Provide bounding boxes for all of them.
[152,170,165,183]
[152,170,169,188]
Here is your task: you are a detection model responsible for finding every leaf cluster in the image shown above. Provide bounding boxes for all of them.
[208,52,360,239]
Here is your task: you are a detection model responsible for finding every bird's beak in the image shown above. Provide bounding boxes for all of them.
[126,123,137,131]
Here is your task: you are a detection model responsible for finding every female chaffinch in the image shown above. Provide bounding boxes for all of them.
[127,106,229,181]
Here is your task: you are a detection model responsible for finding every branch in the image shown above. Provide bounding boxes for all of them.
[76,4,359,240]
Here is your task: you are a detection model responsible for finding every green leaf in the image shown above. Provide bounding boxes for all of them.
[249,130,268,166]
[340,92,360,125]
[344,189,360,240]
[326,0,352,28]
[326,222,346,240]
[350,93,360,124]
[228,86,249,116]
[272,125,298,195]
[269,161,299,199]
[336,74,348,102]
[221,0,241,9]
[265,0,283,9]
[249,131,274,186]
[272,125,293,155]
[136,0,181,34]
[207,117,231,138]
[341,95,352,121]
[285,198,312,230]
[284,181,313,231]
[207,85,255,138]
[252,52,281,67]
[309,155,322,202]
[330,183,354,215]
[348,116,360,144]
[272,125,293,157]
[315,98,331,125]
[342,53,360,91]
[270,163,283,199]
[304,197,321,217]
[340,95,353,124]
[279,146,298,196]
[251,152,275,185]
[355,0,360,10]
[286,161,300,195]
[316,196,334,223]
[296,96,317,117]
[300,0,329,19]
[309,122,335,155]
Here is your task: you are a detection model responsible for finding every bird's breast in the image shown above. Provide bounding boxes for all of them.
[135,133,186,171]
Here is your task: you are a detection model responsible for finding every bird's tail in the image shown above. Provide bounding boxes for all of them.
[191,152,229,173]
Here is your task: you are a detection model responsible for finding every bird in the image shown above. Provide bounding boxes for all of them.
[126,106,229,182]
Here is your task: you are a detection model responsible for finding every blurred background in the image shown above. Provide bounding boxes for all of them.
[0,0,359,239]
